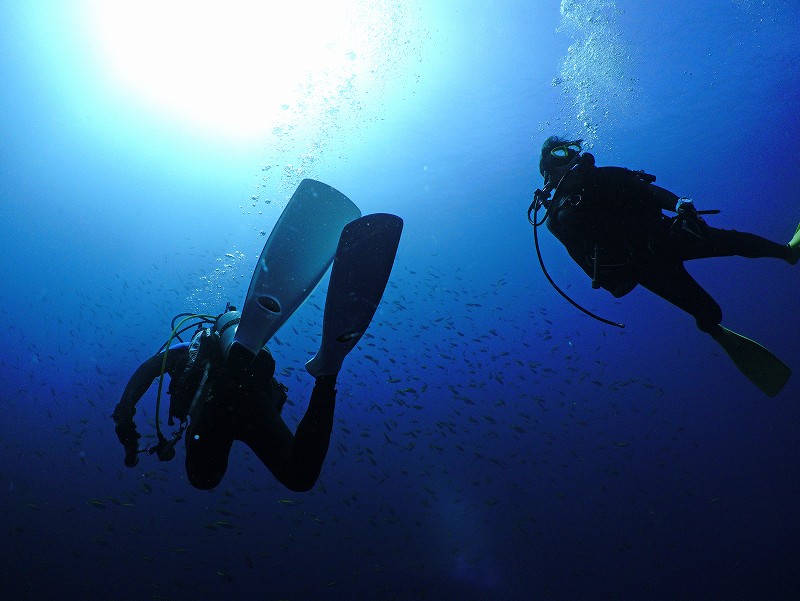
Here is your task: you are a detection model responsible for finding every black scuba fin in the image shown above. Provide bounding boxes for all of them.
[714,326,791,397]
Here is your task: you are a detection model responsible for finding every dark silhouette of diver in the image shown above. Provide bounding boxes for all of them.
[530,136,800,396]
[112,180,402,490]
[113,307,339,491]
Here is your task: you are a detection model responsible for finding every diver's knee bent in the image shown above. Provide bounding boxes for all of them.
[701,323,725,338]
[279,471,320,493]
[186,464,226,490]
[696,314,723,336]
[695,304,723,336]
[184,443,229,490]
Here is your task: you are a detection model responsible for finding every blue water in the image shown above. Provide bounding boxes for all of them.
[2,1,799,599]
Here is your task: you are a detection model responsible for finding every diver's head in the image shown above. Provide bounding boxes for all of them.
[539,136,584,187]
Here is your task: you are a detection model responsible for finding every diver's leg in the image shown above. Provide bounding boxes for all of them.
[679,227,792,262]
[638,262,722,335]
[238,375,338,492]
[641,250,792,397]
[184,392,236,490]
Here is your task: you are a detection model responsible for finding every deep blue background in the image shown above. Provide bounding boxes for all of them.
[2,1,799,600]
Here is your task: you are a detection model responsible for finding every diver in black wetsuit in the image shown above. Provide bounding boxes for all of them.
[533,135,800,395]
[113,181,403,490]
[113,307,337,492]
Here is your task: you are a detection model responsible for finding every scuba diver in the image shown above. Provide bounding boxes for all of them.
[112,305,333,491]
[113,180,403,491]
[529,136,800,397]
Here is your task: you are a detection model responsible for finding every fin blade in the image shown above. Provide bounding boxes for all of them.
[306,213,403,377]
[234,179,362,355]
[716,327,791,397]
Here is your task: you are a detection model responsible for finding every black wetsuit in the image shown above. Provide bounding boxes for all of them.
[113,342,337,492]
[545,154,791,333]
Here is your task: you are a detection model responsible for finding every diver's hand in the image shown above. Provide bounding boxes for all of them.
[115,421,141,468]
[124,444,140,468]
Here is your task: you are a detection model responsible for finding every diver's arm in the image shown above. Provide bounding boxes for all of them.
[113,354,165,423]
[112,353,164,467]
[112,345,187,467]
[114,344,189,421]
[648,184,681,212]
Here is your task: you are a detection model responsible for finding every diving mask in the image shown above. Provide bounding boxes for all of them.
[550,143,582,159]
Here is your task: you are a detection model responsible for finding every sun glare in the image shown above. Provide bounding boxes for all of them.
[83,0,387,141]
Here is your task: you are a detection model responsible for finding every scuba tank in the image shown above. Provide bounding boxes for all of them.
[215,308,258,372]
[143,305,287,463]
[214,306,287,410]
[215,310,241,360]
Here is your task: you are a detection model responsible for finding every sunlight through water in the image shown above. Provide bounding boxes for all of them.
[553,0,633,146]
[82,0,418,142]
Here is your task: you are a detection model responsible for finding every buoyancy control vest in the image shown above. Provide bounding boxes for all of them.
[545,161,662,296]
[167,327,219,423]
[167,328,288,423]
